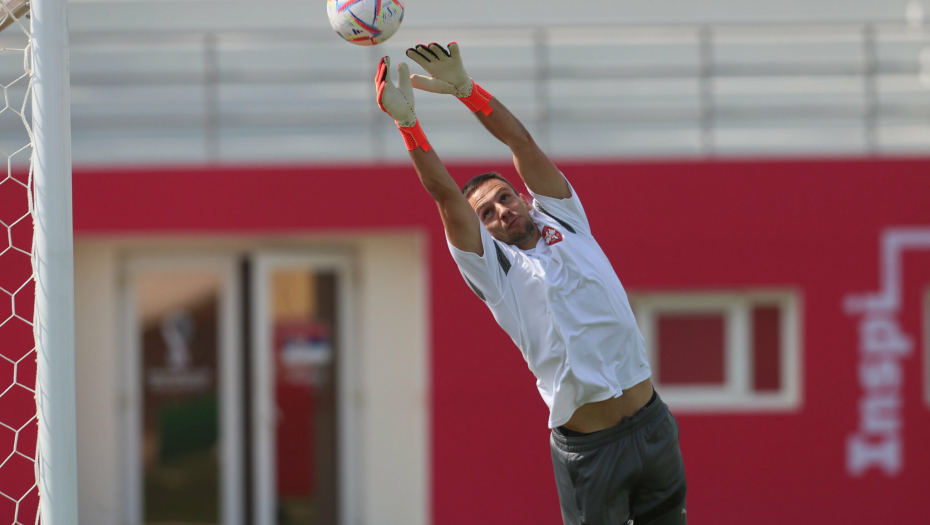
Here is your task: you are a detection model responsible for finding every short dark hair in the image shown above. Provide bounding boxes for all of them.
[462,172,518,199]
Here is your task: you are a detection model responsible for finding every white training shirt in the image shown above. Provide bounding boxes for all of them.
[448,179,651,428]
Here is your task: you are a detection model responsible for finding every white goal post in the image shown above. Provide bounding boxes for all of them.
[32,0,78,523]
[0,0,74,522]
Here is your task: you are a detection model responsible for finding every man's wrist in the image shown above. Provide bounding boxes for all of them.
[397,119,431,152]
[457,80,493,115]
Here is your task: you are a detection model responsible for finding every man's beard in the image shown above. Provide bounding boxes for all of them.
[506,215,537,247]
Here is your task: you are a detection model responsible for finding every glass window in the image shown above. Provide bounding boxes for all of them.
[270,269,339,525]
[752,306,782,392]
[136,271,221,525]
[630,291,801,411]
[657,313,725,385]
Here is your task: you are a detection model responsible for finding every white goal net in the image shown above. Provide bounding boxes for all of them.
[0,1,49,524]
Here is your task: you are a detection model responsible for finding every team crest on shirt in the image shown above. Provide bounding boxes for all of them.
[542,226,563,245]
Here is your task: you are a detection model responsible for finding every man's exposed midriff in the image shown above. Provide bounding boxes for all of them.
[561,377,655,433]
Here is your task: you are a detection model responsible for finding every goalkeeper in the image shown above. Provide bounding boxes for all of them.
[376,43,687,525]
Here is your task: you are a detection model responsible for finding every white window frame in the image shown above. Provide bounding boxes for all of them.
[121,254,244,525]
[630,290,802,412]
[251,252,360,525]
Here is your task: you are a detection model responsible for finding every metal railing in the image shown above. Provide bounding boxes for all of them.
[2,20,929,164]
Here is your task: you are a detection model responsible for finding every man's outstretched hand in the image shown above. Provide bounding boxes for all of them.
[405,42,473,97]
[376,56,417,127]
[376,56,431,151]
[406,42,493,115]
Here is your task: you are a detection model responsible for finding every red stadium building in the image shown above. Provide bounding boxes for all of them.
[1,3,928,524]
[61,157,930,525]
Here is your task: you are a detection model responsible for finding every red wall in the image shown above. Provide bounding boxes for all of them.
[0,169,38,525]
[73,158,930,524]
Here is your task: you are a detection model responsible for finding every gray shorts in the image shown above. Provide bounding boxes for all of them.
[550,391,687,525]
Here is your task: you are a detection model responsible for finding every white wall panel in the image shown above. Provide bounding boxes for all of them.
[74,245,121,525]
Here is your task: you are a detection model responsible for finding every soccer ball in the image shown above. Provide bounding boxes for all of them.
[327,0,405,46]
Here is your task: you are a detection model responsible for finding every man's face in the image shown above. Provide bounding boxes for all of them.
[467,179,538,247]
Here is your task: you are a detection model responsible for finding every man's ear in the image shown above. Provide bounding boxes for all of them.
[520,193,531,207]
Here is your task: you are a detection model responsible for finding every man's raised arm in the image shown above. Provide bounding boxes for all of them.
[409,147,483,255]
[375,56,483,255]
[406,43,571,200]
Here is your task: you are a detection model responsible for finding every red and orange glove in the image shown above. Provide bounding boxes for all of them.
[405,42,493,116]
[376,56,430,152]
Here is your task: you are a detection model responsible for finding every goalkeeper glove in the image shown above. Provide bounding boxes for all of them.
[376,56,430,152]
[405,42,494,116]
